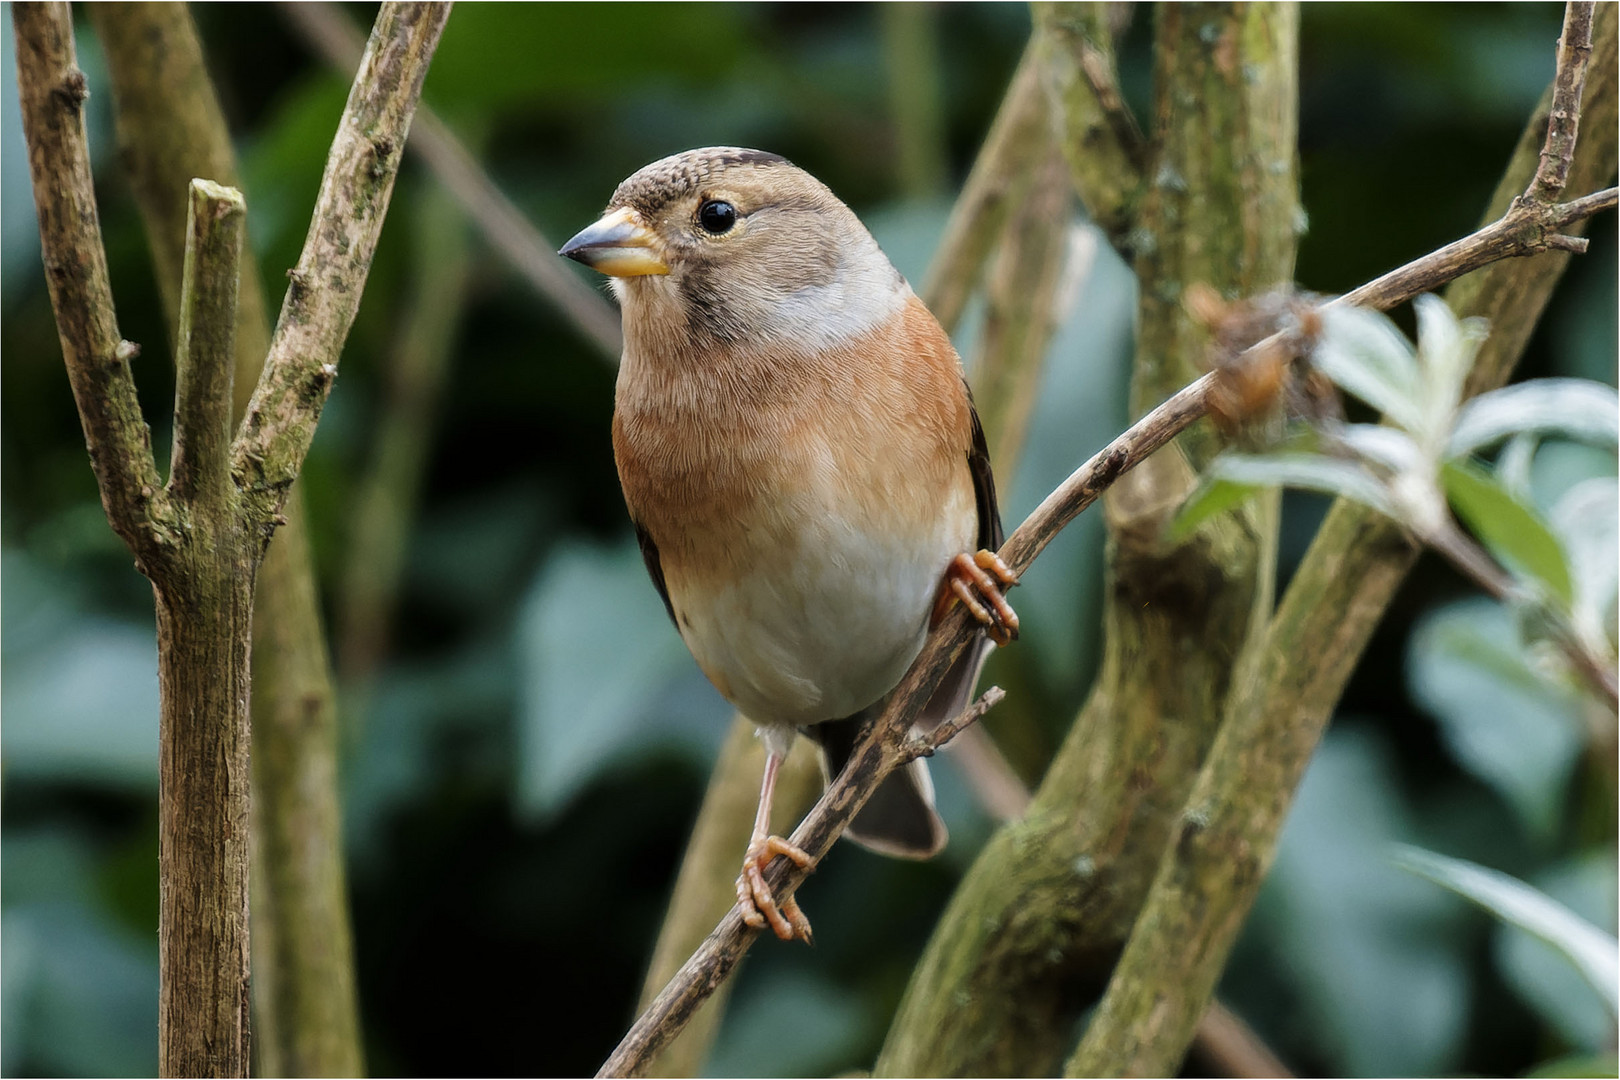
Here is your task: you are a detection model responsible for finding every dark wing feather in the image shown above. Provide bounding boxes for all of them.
[966,385,1004,550]
[633,519,677,627]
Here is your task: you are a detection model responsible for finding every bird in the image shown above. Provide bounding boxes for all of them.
[559,147,1018,943]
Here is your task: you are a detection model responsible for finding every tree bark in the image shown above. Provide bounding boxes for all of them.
[1067,6,1617,1074]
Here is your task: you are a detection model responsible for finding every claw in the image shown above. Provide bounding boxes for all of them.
[736,835,815,943]
[933,549,1020,644]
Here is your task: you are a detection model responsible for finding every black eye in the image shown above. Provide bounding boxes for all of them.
[697,199,737,235]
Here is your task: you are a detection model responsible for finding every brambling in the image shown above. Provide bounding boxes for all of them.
[560,148,1018,943]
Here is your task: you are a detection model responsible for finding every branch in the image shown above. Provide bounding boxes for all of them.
[598,372,1216,1079]
[87,7,367,1072]
[1033,1,1147,249]
[168,179,244,519]
[1532,1,1597,203]
[13,1,172,561]
[232,1,451,535]
[280,0,624,362]
[1422,521,1619,707]
[920,43,1051,331]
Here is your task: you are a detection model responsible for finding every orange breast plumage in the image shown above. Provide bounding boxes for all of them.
[612,295,977,728]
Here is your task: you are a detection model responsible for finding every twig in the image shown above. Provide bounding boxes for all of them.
[905,687,1008,761]
[279,0,624,362]
[1532,1,1597,203]
[88,7,367,1072]
[597,372,1214,1078]
[13,1,172,563]
[233,2,452,534]
[921,43,1051,332]
[601,79,1620,1080]
[1423,521,1619,706]
[1193,1002,1294,1079]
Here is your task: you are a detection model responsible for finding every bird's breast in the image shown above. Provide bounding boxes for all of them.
[612,299,977,726]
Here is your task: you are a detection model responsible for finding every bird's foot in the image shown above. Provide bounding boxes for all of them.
[735,835,815,944]
[934,549,1020,645]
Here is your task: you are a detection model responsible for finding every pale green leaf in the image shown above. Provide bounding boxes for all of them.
[1314,304,1424,431]
[1169,453,1395,542]
[1441,459,1574,607]
[1414,293,1488,439]
[1448,379,1620,459]
[1395,846,1618,1015]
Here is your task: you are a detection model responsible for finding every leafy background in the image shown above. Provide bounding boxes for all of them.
[2,3,1614,1076]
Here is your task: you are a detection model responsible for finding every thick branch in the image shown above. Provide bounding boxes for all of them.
[1033,1,1147,248]
[13,1,172,560]
[233,1,452,532]
[280,0,624,361]
[1067,4,1618,1073]
[169,180,244,519]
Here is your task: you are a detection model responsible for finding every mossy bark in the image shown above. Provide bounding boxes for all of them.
[875,6,1299,1075]
[1067,9,1618,1074]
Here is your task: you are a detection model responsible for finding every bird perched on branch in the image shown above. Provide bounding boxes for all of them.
[560,147,1017,943]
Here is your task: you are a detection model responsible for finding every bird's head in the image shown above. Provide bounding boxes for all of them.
[560,147,908,352]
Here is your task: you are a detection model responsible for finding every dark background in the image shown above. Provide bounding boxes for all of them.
[2,4,1614,1076]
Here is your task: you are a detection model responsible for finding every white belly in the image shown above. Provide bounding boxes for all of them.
[672,490,975,728]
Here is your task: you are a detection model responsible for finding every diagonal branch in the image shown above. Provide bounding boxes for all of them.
[13,1,172,561]
[280,0,624,362]
[232,2,453,536]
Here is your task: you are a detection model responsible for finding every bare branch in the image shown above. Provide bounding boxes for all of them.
[13,1,172,559]
[169,179,245,519]
[1532,1,1597,202]
[280,0,624,362]
[232,1,452,536]
[921,44,1052,331]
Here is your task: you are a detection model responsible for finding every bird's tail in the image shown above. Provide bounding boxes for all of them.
[806,635,995,859]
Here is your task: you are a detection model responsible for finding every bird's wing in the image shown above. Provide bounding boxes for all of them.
[966,385,1004,551]
[633,519,678,627]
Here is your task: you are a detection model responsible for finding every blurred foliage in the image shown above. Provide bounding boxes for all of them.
[1,3,1614,1077]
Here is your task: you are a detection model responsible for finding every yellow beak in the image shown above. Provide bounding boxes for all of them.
[558,206,669,277]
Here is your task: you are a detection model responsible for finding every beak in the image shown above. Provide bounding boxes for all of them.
[558,206,669,277]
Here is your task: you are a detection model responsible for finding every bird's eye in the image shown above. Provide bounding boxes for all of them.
[697,199,737,235]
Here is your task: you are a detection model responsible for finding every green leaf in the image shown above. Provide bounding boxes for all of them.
[1314,304,1424,432]
[1441,460,1574,607]
[1170,453,1396,542]
[1526,1053,1620,1078]
[1394,846,1618,1016]
[1448,379,1620,459]
[1407,597,1586,840]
